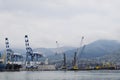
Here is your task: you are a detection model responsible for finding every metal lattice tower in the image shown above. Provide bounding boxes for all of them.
[77,36,84,56]
[5,38,14,64]
[72,36,84,70]
[56,41,60,55]
[25,35,34,66]
[73,52,77,67]
[63,53,67,69]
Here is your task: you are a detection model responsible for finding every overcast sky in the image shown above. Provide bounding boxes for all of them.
[0,0,120,49]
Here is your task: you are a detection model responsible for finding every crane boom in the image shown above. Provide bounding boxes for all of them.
[72,36,84,70]
[79,45,86,58]
[77,36,84,56]
[25,35,34,67]
[56,41,59,55]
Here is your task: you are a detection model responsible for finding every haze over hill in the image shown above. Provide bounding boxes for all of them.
[46,40,120,62]
[33,46,76,56]
[78,40,120,58]
[1,39,120,62]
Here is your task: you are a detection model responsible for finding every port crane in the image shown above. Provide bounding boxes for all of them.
[61,53,67,69]
[55,41,67,69]
[72,36,84,70]
[5,38,14,65]
[25,35,43,68]
[55,41,60,55]
[25,35,34,67]
[5,38,23,70]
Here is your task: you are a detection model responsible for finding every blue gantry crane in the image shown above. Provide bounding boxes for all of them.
[5,38,14,65]
[25,35,34,68]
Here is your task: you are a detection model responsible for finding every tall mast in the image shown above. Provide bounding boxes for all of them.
[62,53,67,69]
[77,36,84,56]
[73,36,84,70]
[5,38,10,64]
[25,35,34,66]
[56,41,59,55]
[5,37,14,70]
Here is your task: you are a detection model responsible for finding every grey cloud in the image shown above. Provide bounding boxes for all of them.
[0,0,120,49]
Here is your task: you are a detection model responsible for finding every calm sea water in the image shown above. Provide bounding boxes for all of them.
[0,70,120,80]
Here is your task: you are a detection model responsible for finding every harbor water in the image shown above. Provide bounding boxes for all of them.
[0,70,120,80]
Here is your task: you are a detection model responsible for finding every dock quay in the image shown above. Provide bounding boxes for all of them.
[20,65,56,71]
[0,35,120,71]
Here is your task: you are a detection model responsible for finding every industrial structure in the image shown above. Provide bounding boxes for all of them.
[23,35,56,71]
[5,38,14,65]
[0,35,118,71]
[56,41,60,55]
[72,36,84,70]
[61,53,67,70]
[5,38,23,70]
[25,35,34,68]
